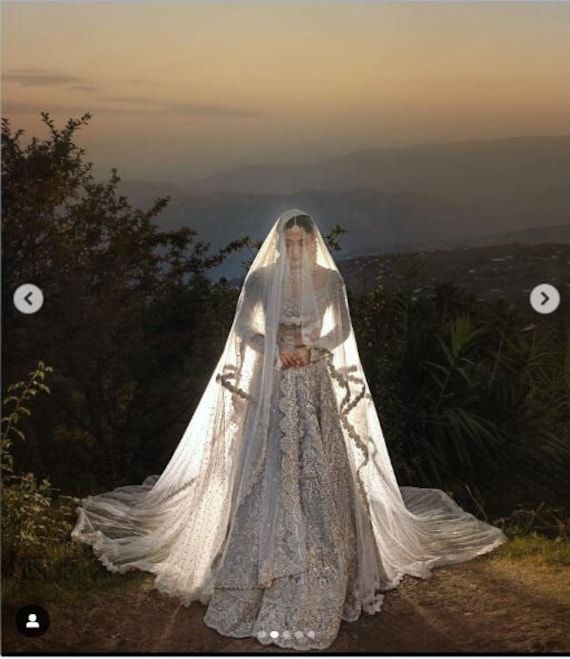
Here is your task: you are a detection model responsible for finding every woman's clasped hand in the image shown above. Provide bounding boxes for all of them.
[279,345,311,369]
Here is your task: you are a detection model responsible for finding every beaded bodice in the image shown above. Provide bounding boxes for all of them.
[277,285,328,349]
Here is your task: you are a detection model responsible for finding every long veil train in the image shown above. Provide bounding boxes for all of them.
[72,208,508,618]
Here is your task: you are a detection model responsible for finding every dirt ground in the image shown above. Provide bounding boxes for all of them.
[3,551,569,654]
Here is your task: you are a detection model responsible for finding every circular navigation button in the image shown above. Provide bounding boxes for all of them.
[13,284,44,314]
[16,604,50,637]
[530,284,560,315]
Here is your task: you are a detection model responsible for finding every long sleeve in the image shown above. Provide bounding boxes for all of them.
[235,271,266,353]
[307,271,351,353]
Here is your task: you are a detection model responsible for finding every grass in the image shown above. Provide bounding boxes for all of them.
[2,541,142,607]
[496,531,570,567]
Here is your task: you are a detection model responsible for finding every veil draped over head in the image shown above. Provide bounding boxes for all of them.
[72,209,507,611]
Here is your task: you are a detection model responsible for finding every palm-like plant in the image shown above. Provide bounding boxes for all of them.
[404,313,507,490]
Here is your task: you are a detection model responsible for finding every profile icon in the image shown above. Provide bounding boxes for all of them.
[16,605,49,637]
[26,613,40,629]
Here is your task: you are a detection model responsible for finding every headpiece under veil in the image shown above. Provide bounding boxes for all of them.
[72,208,507,613]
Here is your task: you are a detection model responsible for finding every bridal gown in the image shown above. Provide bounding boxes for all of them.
[71,209,508,653]
[203,279,372,650]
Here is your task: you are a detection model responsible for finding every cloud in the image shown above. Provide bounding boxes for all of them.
[68,84,100,92]
[4,68,90,88]
[101,95,260,117]
[2,70,260,118]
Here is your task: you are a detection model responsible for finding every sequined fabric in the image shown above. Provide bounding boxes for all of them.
[203,347,365,651]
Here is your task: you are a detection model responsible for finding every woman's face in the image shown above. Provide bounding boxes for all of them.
[284,227,314,266]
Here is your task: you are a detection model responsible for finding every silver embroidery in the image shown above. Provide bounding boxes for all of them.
[203,352,370,650]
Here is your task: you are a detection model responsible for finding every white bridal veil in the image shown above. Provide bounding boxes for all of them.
[72,208,508,613]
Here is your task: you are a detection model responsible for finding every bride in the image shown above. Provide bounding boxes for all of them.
[71,208,508,651]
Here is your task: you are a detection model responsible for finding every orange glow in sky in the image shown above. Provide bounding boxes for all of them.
[3,1,570,181]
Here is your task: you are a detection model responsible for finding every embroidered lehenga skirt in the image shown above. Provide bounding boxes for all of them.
[203,345,366,650]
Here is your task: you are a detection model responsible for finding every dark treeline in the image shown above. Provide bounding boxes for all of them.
[2,113,569,593]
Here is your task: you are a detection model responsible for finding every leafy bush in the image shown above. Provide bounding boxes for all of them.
[2,363,78,584]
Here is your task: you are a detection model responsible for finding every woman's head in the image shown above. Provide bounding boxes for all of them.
[283,214,316,267]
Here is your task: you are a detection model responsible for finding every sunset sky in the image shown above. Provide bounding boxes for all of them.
[3,1,570,183]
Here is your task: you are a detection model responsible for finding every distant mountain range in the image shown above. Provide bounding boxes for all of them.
[115,134,570,278]
[186,134,570,226]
